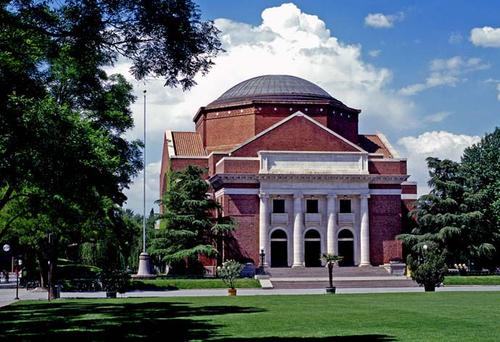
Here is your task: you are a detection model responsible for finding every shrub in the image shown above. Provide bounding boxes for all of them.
[100,269,130,294]
[410,251,448,292]
[217,260,243,289]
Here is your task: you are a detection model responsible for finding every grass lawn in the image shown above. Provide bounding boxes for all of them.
[129,278,261,290]
[1,292,500,341]
[444,275,500,285]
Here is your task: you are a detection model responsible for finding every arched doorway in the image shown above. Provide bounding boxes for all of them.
[304,229,321,267]
[338,229,354,266]
[271,229,288,267]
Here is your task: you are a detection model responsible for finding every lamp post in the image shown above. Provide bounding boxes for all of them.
[15,257,22,300]
[259,249,265,274]
[134,88,154,279]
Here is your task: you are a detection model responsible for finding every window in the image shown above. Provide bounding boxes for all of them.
[306,199,319,213]
[273,199,285,213]
[339,199,351,213]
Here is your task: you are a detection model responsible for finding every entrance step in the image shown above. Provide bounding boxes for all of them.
[267,266,393,278]
[271,279,418,289]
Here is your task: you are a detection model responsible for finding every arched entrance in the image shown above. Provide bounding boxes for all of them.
[270,229,288,267]
[304,229,321,267]
[338,229,354,266]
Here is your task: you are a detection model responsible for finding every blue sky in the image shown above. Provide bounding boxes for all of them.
[118,1,500,215]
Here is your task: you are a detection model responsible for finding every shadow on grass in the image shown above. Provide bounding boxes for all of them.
[0,299,263,341]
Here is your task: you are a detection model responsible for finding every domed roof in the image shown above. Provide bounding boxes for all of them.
[208,75,336,107]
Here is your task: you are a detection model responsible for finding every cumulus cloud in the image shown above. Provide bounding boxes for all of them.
[117,3,419,213]
[123,161,162,215]
[364,12,404,28]
[397,131,480,195]
[368,49,381,57]
[470,26,500,48]
[399,56,489,95]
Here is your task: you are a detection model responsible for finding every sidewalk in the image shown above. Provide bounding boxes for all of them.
[1,285,500,307]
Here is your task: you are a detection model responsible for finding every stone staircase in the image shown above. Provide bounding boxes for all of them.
[266,266,418,289]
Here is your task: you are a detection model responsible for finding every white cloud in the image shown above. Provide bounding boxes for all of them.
[470,26,500,48]
[397,131,480,195]
[399,56,489,95]
[123,161,162,215]
[364,12,404,29]
[448,32,463,44]
[368,49,381,57]
[423,111,451,123]
[117,3,419,213]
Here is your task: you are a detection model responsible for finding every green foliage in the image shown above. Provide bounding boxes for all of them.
[408,250,448,291]
[321,254,343,265]
[151,166,235,272]
[100,269,130,294]
[0,0,221,284]
[217,260,244,289]
[399,133,500,269]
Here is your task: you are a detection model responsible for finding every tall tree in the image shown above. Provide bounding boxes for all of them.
[151,166,234,274]
[0,0,222,295]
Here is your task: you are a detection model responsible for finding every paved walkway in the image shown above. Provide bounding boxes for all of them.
[1,285,500,307]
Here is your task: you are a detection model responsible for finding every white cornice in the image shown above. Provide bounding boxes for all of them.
[166,130,176,157]
[377,133,400,158]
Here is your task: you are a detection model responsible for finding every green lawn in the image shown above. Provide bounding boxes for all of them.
[129,278,261,290]
[1,292,500,341]
[444,275,500,285]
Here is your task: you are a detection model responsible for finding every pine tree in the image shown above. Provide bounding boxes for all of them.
[150,166,234,274]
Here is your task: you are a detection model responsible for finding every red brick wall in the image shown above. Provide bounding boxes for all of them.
[383,240,403,264]
[369,195,403,265]
[222,194,260,264]
[170,157,208,172]
[215,158,260,174]
[368,160,407,174]
[255,104,329,133]
[327,112,358,143]
[208,153,227,176]
[232,115,359,157]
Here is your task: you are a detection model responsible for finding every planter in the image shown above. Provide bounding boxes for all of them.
[424,284,436,292]
[106,291,117,298]
[325,287,336,294]
[228,288,237,296]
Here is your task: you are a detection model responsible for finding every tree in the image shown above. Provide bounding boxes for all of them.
[399,129,500,270]
[151,166,234,274]
[0,0,222,296]
[321,254,342,291]
[461,128,500,267]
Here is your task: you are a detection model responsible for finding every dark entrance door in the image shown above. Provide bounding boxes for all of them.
[338,229,354,266]
[271,229,288,267]
[304,229,321,267]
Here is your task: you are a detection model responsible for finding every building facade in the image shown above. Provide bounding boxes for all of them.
[160,75,417,268]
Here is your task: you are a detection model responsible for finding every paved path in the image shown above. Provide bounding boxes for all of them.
[1,285,500,307]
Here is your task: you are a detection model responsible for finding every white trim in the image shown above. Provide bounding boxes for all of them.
[166,130,176,157]
[402,194,418,200]
[258,150,366,155]
[207,151,229,159]
[377,133,400,158]
[214,188,259,198]
[170,156,208,159]
[229,111,367,155]
[369,189,402,195]
[215,156,260,168]
[402,181,417,186]
[369,158,407,162]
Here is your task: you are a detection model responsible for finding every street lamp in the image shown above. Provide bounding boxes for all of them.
[259,249,265,274]
[15,257,22,300]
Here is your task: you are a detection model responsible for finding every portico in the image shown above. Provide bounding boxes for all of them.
[258,184,370,267]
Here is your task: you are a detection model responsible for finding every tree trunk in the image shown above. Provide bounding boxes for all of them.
[328,263,333,288]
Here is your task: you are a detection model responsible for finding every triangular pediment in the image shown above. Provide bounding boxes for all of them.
[230,111,366,157]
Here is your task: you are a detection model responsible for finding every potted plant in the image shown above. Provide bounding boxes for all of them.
[321,254,343,294]
[100,269,130,298]
[217,260,243,296]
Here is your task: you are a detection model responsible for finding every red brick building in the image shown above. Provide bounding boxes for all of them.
[160,75,416,269]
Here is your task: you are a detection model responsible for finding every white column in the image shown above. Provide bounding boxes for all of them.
[259,192,270,267]
[292,192,304,267]
[359,194,371,266]
[326,194,337,255]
